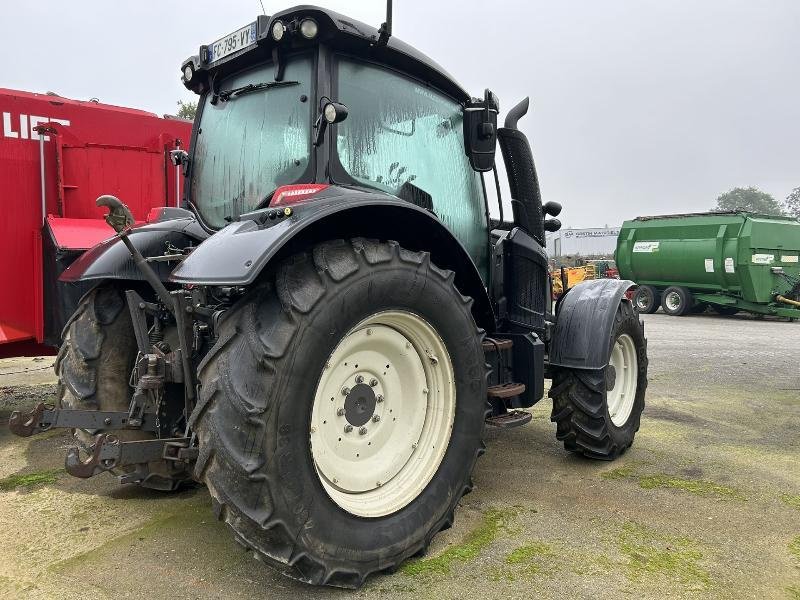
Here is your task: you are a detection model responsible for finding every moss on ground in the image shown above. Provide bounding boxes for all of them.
[0,469,61,491]
[601,466,636,481]
[637,474,742,499]
[618,522,711,590]
[505,542,552,565]
[401,508,516,576]
[790,537,800,565]
[50,491,227,573]
[781,494,800,510]
[489,542,555,580]
[602,466,743,499]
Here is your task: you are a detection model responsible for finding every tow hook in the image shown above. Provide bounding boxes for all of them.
[65,434,193,479]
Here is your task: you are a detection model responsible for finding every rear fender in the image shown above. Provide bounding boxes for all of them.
[60,214,207,284]
[549,278,636,370]
[169,192,495,330]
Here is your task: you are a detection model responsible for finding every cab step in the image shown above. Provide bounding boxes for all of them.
[487,382,526,399]
[485,410,532,429]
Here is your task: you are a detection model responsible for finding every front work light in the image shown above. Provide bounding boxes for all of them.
[323,101,348,124]
[300,18,318,39]
[272,20,286,41]
[183,64,193,82]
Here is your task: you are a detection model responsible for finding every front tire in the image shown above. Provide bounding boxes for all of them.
[549,301,647,459]
[191,239,488,587]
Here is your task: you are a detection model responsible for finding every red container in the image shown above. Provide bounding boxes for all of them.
[0,88,192,357]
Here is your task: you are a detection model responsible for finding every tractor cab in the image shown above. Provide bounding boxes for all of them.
[177,7,497,277]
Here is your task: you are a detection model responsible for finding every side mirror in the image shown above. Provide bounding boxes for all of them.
[463,89,498,172]
[314,98,348,146]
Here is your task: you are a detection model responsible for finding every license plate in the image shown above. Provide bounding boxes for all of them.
[208,22,257,64]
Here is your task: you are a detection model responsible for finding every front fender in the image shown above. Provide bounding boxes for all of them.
[170,192,495,330]
[549,278,636,370]
[60,216,208,283]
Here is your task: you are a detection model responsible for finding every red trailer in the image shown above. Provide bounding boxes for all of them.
[0,88,192,357]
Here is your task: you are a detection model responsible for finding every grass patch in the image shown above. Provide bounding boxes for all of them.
[618,522,710,590]
[601,466,636,481]
[401,508,515,576]
[790,537,800,564]
[505,542,552,565]
[786,585,800,599]
[0,469,62,491]
[781,494,800,510]
[637,474,742,499]
[496,542,555,579]
[602,466,742,500]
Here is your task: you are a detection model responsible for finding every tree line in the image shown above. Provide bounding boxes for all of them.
[714,186,800,219]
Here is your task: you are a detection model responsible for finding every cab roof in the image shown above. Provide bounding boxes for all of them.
[183,5,471,103]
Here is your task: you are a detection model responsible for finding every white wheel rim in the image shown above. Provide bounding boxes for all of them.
[665,291,681,311]
[607,333,638,427]
[310,310,455,518]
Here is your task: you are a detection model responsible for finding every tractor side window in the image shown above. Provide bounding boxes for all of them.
[336,59,489,279]
[191,54,313,228]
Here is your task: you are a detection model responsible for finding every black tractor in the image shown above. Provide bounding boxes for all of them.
[10,4,647,588]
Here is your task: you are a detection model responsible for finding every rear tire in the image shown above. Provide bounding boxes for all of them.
[191,239,488,587]
[549,301,647,459]
[55,286,190,491]
[633,285,660,314]
[661,286,693,316]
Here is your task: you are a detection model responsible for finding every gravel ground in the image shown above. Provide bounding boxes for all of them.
[0,312,798,599]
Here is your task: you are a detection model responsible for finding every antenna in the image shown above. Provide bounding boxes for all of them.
[377,0,392,46]
[259,0,266,15]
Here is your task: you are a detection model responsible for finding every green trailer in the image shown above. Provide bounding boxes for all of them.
[616,211,800,318]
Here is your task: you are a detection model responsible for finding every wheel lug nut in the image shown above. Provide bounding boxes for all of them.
[376,394,384,403]
[359,427,368,435]
[372,414,380,423]
[369,378,378,387]
[337,408,346,416]
[355,375,364,384]
[344,424,353,433]
[341,387,350,396]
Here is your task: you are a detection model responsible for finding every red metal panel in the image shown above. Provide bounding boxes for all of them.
[0,88,193,352]
[47,216,117,250]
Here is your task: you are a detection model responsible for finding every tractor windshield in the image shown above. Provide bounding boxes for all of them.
[191,53,313,228]
[335,58,489,276]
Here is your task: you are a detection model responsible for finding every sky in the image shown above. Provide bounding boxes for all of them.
[3,1,798,227]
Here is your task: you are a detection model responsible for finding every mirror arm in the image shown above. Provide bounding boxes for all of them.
[313,115,328,147]
[272,47,285,81]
